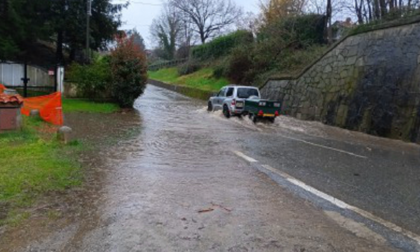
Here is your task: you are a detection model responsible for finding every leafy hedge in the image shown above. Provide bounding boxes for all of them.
[67,35,148,107]
[67,56,112,101]
[192,30,253,60]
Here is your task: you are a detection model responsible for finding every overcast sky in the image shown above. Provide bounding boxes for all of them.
[111,0,260,48]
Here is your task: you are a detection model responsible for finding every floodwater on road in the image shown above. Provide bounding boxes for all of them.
[1,84,420,252]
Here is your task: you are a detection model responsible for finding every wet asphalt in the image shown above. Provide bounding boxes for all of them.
[2,84,420,252]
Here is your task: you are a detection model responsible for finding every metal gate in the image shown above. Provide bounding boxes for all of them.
[0,61,56,97]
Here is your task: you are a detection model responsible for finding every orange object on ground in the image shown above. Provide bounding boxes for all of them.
[21,92,63,126]
[0,84,5,94]
[0,93,24,105]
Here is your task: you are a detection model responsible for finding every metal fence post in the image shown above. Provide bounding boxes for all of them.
[21,62,30,98]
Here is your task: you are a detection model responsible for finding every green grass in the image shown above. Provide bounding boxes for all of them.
[148,67,229,92]
[0,117,82,225]
[14,89,51,98]
[63,99,119,113]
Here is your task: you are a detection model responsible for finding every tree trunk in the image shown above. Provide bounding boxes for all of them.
[379,0,387,18]
[367,0,373,22]
[373,0,380,20]
[355,0,364,24]
[200,31,206,44]
[326,0,332,44]
[389,0,394,10]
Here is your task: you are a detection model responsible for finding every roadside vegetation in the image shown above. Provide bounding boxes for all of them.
[0,117,82,225]
[148,0,420,92]
[148,67,229,92]
[67,33,148,108]
[62,99,120,114]
[0,96,122,226]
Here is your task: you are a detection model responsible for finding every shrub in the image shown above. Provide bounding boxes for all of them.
[177,60,201,76]
[275,45,327,73]
[212,65,225,79]
[225,46,255,84]
[67,56,112,101]
[258,14,326,48]
[192,30,253,60]
[110,35,148,108]
[284,14,326,45]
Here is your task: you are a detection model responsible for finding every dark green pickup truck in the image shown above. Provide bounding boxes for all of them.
[244,97,281,123]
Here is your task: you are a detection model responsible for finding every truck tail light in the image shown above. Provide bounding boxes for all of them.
[231,99,236,106]
[258,110,264,116]
[275,111,279,117]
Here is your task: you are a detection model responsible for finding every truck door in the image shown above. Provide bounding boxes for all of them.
[216,88,226,109]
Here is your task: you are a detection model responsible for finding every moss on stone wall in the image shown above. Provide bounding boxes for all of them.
[261,20,420,143]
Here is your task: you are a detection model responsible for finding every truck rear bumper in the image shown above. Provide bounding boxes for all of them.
[261,113,275,117]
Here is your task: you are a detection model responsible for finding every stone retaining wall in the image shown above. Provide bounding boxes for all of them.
[261,20,420,143]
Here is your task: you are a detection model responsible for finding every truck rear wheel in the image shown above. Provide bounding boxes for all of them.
[207,101,213,112]
[250,114,258,124]
[223,105,230,118]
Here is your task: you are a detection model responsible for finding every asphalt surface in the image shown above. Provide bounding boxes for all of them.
[2,84,420,251]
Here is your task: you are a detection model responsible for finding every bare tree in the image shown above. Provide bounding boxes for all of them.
[150,4,182,60]
[235,11,260,36]
[170,0,243,44]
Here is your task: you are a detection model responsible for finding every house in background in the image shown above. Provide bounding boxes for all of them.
[332,18,355,41]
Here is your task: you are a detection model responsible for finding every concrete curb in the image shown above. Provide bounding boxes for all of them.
[148,79,213,101]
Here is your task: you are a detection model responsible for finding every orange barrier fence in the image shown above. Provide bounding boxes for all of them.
[21,92,63,126]
[0,84,62,125]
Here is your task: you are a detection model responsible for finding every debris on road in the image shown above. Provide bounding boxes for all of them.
[198,208,214,213]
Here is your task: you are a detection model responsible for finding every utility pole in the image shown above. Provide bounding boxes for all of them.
[86,0,91,63]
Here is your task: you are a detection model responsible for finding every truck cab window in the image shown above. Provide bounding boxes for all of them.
[226,88,234,97]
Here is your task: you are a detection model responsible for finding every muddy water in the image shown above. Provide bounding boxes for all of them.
[1,85,414,251]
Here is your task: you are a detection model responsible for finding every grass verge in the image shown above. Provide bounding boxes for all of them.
[148,67,229,92]
[63,99,119,113]
[0,117,83,225]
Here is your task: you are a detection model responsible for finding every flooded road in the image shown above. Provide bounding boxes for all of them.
[2,84,420,251]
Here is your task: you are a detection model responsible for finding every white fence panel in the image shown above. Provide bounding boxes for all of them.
[0,62,52,87]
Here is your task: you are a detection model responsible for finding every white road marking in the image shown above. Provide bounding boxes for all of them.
[278,134,368,159]
[233,151,258,163]
[233,151,420,245]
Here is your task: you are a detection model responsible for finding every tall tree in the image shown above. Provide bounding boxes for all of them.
[0,0,51,60]
[150,4,182,60]
[170,0,243,44]
[51,0,125,63]
[128,29,146,51]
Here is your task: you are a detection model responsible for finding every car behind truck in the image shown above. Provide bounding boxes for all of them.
[208,85,281,123]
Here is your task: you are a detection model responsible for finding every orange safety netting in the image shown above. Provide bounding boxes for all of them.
[21,92,64,126]
[0,84,62,125]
